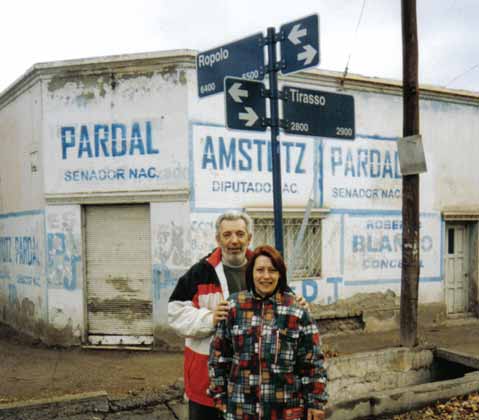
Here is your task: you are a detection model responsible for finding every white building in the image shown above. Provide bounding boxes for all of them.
[0,50,478,347]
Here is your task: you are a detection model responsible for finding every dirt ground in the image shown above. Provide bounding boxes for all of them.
[0,324,184,404]
[0,319,478,405]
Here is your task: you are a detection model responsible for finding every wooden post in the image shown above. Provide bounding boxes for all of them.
[400,0,420,347]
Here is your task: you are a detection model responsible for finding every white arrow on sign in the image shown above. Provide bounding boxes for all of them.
[239,107,258,127]
[228,82,249,103]
[297,44,317,66]
[288,23,307,45]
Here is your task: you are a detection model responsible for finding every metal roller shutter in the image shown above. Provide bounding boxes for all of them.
[85,204,152,344]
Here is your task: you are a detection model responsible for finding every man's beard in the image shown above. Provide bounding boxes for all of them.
[222,251,246,267]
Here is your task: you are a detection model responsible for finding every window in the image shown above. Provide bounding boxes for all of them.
[448,228,454,254]
[250,209,328,279]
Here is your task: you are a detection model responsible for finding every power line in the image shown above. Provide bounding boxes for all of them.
[341,0,367,84]
[445,64,479,88]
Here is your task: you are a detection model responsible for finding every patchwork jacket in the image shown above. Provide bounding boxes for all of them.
[208,290,328,420]
[168,247,252,407]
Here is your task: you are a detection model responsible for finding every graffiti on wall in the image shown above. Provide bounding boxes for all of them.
[46,210,81,290]
[0,235,41,286]
[0,212,45,321]
[190,217,216,262]
[154,221,189,266]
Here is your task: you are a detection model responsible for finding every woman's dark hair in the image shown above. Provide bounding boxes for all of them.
[245,245,288,295]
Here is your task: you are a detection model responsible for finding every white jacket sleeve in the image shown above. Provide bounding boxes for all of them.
[168,300,216,338]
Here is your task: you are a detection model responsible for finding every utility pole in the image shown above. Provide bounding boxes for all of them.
[400,0,420,347]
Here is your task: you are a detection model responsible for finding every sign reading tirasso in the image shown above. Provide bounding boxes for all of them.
[46,119,187,193]
[343,214,440,283]
[323,137,401,209]
[192,124,314,208]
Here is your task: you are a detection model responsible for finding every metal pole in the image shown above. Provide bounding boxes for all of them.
[400,0,420,348]
[266,27,284,255]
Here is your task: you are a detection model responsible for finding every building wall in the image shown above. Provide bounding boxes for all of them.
[0,81,44,213]
[184,71,467,310]
[0,210,47,337]
[45,204,83,343]
[1,52,479,344]
[0,76,48,338]
[42,63,189,196]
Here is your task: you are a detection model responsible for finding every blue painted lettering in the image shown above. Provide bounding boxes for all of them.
[211,180,298,194]
[145,122,158,154]
[0,237,13,263]
[78,125,93,158]
[14,237,39,266]
[331,146,401,179]
[353,233,433,253]
[332,187,401,199]
[301,279,318,302]
[238,139,252,171]
[202,136,217,169]
[363,259,424,269]
[219,137,236,170]
[201,135,306,174]
[112,123,127,156]
[129,122,146,155]
[295,143,306,174]
[61,121,159,159]
[61,127,75,159]
[94,125,109,157]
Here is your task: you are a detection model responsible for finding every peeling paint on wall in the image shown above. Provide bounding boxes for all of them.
[0,210,46,334]
[45,205,84,337]
[46,210,81,290]
[155,221,188,266]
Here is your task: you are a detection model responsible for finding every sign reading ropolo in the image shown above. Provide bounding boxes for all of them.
[196,33,265,97]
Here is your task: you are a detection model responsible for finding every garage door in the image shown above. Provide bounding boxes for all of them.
[85,204,153,345]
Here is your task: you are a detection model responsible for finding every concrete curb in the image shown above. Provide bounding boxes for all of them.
[0,382,186,420]
[0,391,109,420]
[327,371,479,419]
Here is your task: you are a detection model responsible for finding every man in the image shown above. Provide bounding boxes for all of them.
[168,211,308,419]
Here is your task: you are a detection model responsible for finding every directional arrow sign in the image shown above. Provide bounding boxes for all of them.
[225,77,266,132]
[280,14,319,75]
[282,86,355,139]
[197,33,265,98]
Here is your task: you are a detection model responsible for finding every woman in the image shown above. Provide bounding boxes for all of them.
[208,245,328,420]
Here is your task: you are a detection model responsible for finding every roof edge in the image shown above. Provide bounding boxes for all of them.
[0,49,198,108]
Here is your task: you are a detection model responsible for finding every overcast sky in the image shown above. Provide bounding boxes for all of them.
[1,0,478,93]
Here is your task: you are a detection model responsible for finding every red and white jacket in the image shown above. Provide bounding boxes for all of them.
[168,248,252,406]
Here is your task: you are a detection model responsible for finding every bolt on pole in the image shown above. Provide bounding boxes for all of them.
[400,0,421,348]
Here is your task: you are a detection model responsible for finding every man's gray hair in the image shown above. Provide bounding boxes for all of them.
[215,211,253,236]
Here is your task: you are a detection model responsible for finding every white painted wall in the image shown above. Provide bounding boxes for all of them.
[2,52,479,339]
[42,65,190,195]
[45,204,83,336]
[0,211,46,330]
[0,82,44,213]
[184,71,455,310]
[151,201,191,324]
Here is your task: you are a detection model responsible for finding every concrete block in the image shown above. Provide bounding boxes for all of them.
[435,348,479,369]
[326,371,479,419]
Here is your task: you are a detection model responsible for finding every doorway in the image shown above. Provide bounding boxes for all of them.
[444,223,471,315]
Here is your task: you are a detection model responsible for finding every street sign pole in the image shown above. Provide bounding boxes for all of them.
[266,27,284,256]
[198,14,326,257]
